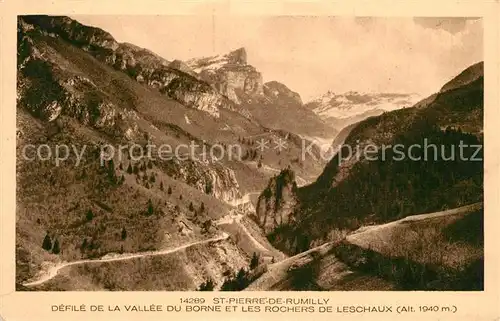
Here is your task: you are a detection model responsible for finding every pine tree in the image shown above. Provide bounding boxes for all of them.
[80,238,88,251]
[198,278,215,291]
[121,227,127,240]
[42,233,52,251]
[126,163,133,174]
[86,209,94,221]
[52,238,60,254]
[133,165,139,174]
[160,181,164,191]
[205,181,213,194]
[150,173,155,183]
[107,159,116,183]
[250,252,259,270]
[167,186,172,195]
[119,163,123,170]
[189,202,194,212]
[147,199,154,215]
[200,202,205,213]
[179,194,183,201]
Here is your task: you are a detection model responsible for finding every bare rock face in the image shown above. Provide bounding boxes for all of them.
[160,76,224,118]
[226,47,247,65]
[188,48,264,104]
[165,159,242,204]
[255,168,298,234]
[207,166,242,204]
[214,68,263,104]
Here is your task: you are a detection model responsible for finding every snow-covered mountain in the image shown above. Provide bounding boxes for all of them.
[306,91,421,129]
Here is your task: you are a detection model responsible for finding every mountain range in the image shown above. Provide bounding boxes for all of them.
[16,15,483,291]
[305,90,421,129]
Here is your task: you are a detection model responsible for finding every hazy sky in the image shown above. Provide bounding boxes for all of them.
[74,16,482,101]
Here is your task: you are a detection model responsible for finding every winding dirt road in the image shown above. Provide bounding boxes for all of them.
[23,191,277,288]
[23,232,229,287]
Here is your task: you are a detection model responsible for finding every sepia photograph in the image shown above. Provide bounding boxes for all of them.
[15,14,484,292]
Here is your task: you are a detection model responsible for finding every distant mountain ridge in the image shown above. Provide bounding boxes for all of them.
[305,90,421,129]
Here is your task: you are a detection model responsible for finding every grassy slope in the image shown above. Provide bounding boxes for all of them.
[248,203,482,291]
[245,241,394,291]
[334,203,483,290]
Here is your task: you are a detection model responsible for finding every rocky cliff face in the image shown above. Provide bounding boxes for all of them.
[165,159,242,204]
[187,48,264,104]
[20,15,233,118]
[255,168,298,234]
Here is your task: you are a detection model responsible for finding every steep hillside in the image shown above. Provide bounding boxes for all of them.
[248,203,482,291]
[440,62,484,93]
[257,62,483,255]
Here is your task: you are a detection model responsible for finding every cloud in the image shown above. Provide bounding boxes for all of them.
[73,15,482,101]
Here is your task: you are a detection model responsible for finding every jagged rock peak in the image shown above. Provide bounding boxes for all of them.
[226,47,247,65]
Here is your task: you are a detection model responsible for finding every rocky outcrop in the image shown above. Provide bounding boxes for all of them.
[188,48,264,104]
[255,168,298,234]
[163,158,242,204]
[212,67,263,104]
[226,47,247,65]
